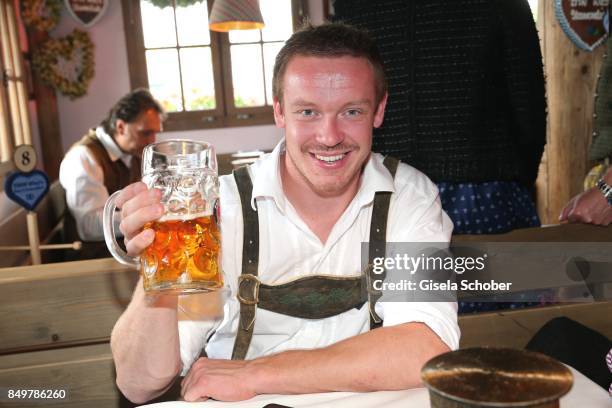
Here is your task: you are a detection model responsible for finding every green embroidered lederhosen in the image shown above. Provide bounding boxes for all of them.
[231,156,400,360]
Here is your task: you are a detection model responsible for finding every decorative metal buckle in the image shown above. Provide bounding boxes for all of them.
[364,262,383,324]
[237,274,260,305]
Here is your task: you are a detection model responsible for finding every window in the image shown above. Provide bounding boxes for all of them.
[122,0,307,131]
[0,0,31,177]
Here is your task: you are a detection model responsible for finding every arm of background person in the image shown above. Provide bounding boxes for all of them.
[559,167,612,225]
[59,146,122,240]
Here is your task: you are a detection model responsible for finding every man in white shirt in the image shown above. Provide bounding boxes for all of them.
[110,23,458,404]
[59,89,164,259]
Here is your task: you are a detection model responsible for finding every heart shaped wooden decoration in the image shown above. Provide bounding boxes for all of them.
[555,0,609,52]
[5,170,50,211]
[33,29,95,99]
[65,0,109,28]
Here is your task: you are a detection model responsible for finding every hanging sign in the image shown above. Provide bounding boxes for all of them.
[555,0,610,52]
[5,145,49,211]
[65,0,109,28]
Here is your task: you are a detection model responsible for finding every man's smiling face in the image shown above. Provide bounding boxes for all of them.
[273,55,387,197]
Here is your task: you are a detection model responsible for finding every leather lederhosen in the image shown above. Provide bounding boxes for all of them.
[230,156,399,360]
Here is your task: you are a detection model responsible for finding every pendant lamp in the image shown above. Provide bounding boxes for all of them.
[209,0,265,32]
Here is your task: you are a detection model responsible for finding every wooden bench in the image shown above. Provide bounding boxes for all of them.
[0,224,610,407]
[0,258,135,407]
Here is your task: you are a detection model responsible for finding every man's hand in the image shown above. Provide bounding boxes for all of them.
[181,357,257,402]
[559,187,612,226]
[114,181,164,256]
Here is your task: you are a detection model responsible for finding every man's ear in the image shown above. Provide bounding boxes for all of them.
[273,97,286,128]
[115,119,126,137]
[373,92,388,128]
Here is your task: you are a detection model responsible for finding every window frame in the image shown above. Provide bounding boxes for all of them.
[122,0,308,132]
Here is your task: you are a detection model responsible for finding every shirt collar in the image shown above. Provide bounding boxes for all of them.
[95,126,127,163]
[250,138,396,212]
[251,139,288,212]
[354,152,396,207]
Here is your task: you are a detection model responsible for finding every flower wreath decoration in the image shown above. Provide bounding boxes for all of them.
[21,0,62,32]
[32,29,95,99]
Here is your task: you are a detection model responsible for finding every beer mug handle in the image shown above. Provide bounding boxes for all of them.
[103,190,139,268]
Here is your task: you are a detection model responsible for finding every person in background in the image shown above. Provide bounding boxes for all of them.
[561,34,612,227]
[110,23,458,404]
[59,88,164,260]
[560,167,612,225]
[333,0,546,235]
[334,0,547,313]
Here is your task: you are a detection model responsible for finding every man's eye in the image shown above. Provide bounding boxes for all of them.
[300,109,315,117]
[346,109,362,117]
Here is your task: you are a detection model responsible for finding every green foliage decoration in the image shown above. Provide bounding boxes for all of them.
[32,29,95,99]
[21,0,62,32]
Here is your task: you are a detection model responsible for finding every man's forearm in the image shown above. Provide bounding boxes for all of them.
[249,322,449,395]
[111,280,181,403]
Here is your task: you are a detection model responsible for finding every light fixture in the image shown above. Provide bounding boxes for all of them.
[209,0,265,32]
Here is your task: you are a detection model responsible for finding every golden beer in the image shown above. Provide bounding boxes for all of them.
[141,214,223,293]
[104,140,223,294]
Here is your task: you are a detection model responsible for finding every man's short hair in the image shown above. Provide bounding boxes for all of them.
[101,88,165,135]
[272,22,387,105]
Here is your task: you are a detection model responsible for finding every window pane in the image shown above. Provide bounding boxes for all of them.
[141,1,177,48]
[260,0,292,42]
[229,29,260,44]
[263,42,283,105]
[230,44,265,107]
[146,49,183,112]
[180,47,216,111]
[176,1,211,46]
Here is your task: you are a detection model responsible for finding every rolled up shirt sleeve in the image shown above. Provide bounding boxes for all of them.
[377,164,460,350]
[59,146,121,241]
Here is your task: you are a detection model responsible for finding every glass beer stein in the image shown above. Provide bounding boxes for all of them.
[103,140,223,294]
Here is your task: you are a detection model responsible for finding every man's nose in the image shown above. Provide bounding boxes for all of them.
[317,117,344,147]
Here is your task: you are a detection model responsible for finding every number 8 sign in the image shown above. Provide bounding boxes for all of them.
[13,145,37,173]
[5,145,49,211]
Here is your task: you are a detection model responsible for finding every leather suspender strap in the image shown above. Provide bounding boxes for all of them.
[230,157,400,359]
[231,166,260,360]
[368,156,399,329]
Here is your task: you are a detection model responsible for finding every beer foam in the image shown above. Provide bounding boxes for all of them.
[158,211,212,222]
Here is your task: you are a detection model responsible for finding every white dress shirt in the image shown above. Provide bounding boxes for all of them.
[178,140,459,373]
[59,127,133,241]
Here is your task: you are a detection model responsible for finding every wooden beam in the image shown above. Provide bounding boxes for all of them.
[537,1,605,223]
[26,28,63,181]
